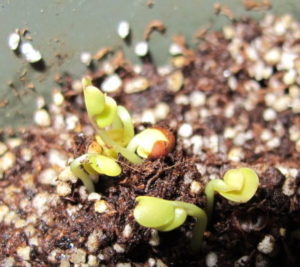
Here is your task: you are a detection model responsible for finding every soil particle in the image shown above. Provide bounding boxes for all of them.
[260,167,285,188]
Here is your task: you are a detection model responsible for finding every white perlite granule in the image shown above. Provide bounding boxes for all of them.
[134,41,149,57]
[56,182,72,197]
[148,258,156,267]
[117,21,130,39]
[34,109,51,127]
[178,123,193,138]
[88,192,101,201]
[190,181,202,194]
[206,252,218,267]
[70,248,87,264]
[101,74,122,93]
[263,108,277,121]
[38,168,58,186]
[86,230,102,253]
[94,200,109,213]
[0,151,16,172]
[8,32,20,50]
[20,42,42,63]
[116,263,131,267]
[228,147,244,162]
[154,102,170,120]
[113,243,125,253]
[80,52,92,66]
[169,43,183,55]
[149,230,160,246]
[189,91,206,107]
[16,246,31,261]
[282,177,296,196]
[0,257,15,267]
[0,205,9,223]
[124,77,149,94]
[257,235,275,254]
[88,255,99,266]
[122,224,132,238]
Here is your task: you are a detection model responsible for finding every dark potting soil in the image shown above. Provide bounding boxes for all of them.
[1,14,300,267]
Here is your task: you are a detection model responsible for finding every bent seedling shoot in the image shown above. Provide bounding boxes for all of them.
[70,153,122,192]
[134,196,207,251]
[205,167,259,221]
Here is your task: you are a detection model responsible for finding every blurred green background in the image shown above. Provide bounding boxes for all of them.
[0,0,299,128]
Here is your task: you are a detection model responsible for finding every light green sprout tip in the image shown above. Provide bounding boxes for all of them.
[134,196,207,251]
[70,153,121,193]
[205,167,259,220]
[83,84,106,118]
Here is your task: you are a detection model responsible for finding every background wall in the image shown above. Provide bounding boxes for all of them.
[0,0,299,128]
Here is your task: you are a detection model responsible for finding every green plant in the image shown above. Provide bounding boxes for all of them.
[71,78,176,192]
[82,77,142,164]
[70,153,121,192]
[134,196,207,251]
[205,167,259,221]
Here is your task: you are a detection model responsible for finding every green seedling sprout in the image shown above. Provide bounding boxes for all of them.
[127,127,175,159]
[134,196,207,251]
[70,153,121,192]
[82,77,142,164]
[205,167,259,221]
[71,79,177,191]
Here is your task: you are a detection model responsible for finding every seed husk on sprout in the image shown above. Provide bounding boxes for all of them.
[127,127,175,159]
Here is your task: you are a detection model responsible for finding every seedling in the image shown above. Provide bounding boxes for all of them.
[127,127,175,159]
[70,153,121,192]
[83,78,175,162]
[134,196,207,251]
[205,167,259,221]
[82,77,142,164]
[71,79,176,192]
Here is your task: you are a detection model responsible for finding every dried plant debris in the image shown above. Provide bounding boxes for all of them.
[1,13,300,266]
[213,3,235,20]
[243,0,272,11]
[144,20,166,40]
[93,47,113,61]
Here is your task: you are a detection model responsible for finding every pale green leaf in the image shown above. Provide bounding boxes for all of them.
[89,154,121,176]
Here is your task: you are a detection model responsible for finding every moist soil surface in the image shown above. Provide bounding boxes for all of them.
[1,15,300,267]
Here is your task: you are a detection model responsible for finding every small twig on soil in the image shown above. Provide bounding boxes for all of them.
[117,160,144,174]
[213,3,235,21]
[145,165,163,192]
[145,162,183,192]
[144,20,166,40]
